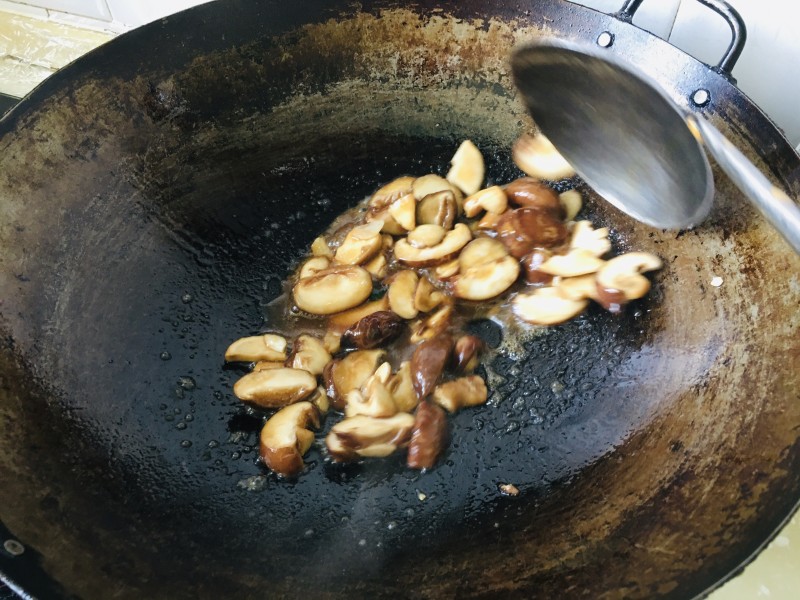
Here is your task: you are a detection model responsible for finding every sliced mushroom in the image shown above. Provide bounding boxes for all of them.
[409,304,453,343]
[259,401,320,477]
[299,256,331,280]
[538,249,605,277]
[382,234,394,250]
[595,252,663,301]
[407,224,446,249]
[342,311,404,349]
[327,349,386,409]
[327,296,390,334]
[233,367,317,408]
[287,334,332,376]
[388,193,417,231]
[555,273,600,302]
[369,176,415,211]
[414,276,446,313]
[512,133,576,180]
[559,190,583,221]
[434,259,460,279]
[387,361,419,413]
[293,265,373,315]
[458,237,509,272]
[410,335,453,400]
[308,385,330,416]
[333,221,384,265]
[253,360,285,371]
[570,220,611,257]
[432,376,488,413]
[454,255,520,301]
[513,287,589,326]
[323,330,342,354]
[504,177,564,218]
[446,140,485,196]
[394,223,472,268]
[415,190,458,229]
[453,335,485,373]
[463,185,507,218]
[496,208,569,257]
[344,364,397,418]
[311,236,333,258]
[326,413,415,461]
[387,270,420,319]
[363,252,388,278]
[521,250,555,285]
[477,211,503,230]
[366,207,406,235]
[407,401,448,470]
[225,333,287,363]
[413,174,462,203]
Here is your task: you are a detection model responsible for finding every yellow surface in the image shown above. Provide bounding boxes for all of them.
[0,8,798,599]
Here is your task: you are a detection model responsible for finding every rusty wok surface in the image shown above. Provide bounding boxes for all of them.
[1,0,799,598]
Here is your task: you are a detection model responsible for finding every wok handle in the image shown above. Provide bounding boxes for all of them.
[688,115,800,255]
[615,0,747,80]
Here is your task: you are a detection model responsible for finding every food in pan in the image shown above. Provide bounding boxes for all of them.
[224,136,662,477]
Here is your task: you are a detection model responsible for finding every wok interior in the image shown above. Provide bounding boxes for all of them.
[1,5,799,599]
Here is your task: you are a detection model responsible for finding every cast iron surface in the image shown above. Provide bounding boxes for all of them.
[0,0,799,598]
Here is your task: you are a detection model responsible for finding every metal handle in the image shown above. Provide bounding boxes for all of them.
[614,0,747,80]
[688,114,800,255]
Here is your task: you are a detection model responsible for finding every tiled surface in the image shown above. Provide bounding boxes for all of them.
[0,4,798,600]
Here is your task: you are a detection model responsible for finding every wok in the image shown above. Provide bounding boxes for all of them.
[1,0,799,597]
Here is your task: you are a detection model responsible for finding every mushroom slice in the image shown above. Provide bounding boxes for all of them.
[570,220,611,257]
[413,174,462,203]
[233,367,317,408]
[259,401,320,477]
[344,364,397,418]
[538,249,605,278]
[328,296,390,334]
[253,360,285,372]
[416,190,458,229]
[387,270,420,319]
[414,276,446,313]
[293,265,372,315]
[556,274,600,302]
[458,237,509,272]
[225,333,287,363]
[559,190,583,221]
[311,236,333,258]
[387,361,419,413]
[342,311,404,349]
[407,400,448,470]
[513,287,589,326]
[446,140,485,196]
[363,252,388,278]
[299,256,331,280]
[463,185,507,218]
[409,304,453,343]
[394,223,472,268]
[366,208,406,235]
[512,133,576,180]
[288,334,332,376]
[521,250,555,285]
[595,252,663,301]
[504,177,564,217]
[434,259,460,279]
[453,335,485,373]
[323,330,342,354]
[454,256,520,301]
[308,385,330,416]
[369,176,415,211]
[477,211,503,230]
[407,224,446,249]
[432,376,488,413]
[410,335,454,400]
[334,221,384,265]
[388,193,417,231]
[329,349,387,407]
[326,413,415,461]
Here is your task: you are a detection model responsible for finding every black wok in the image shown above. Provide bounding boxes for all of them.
[1,0,799,598]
